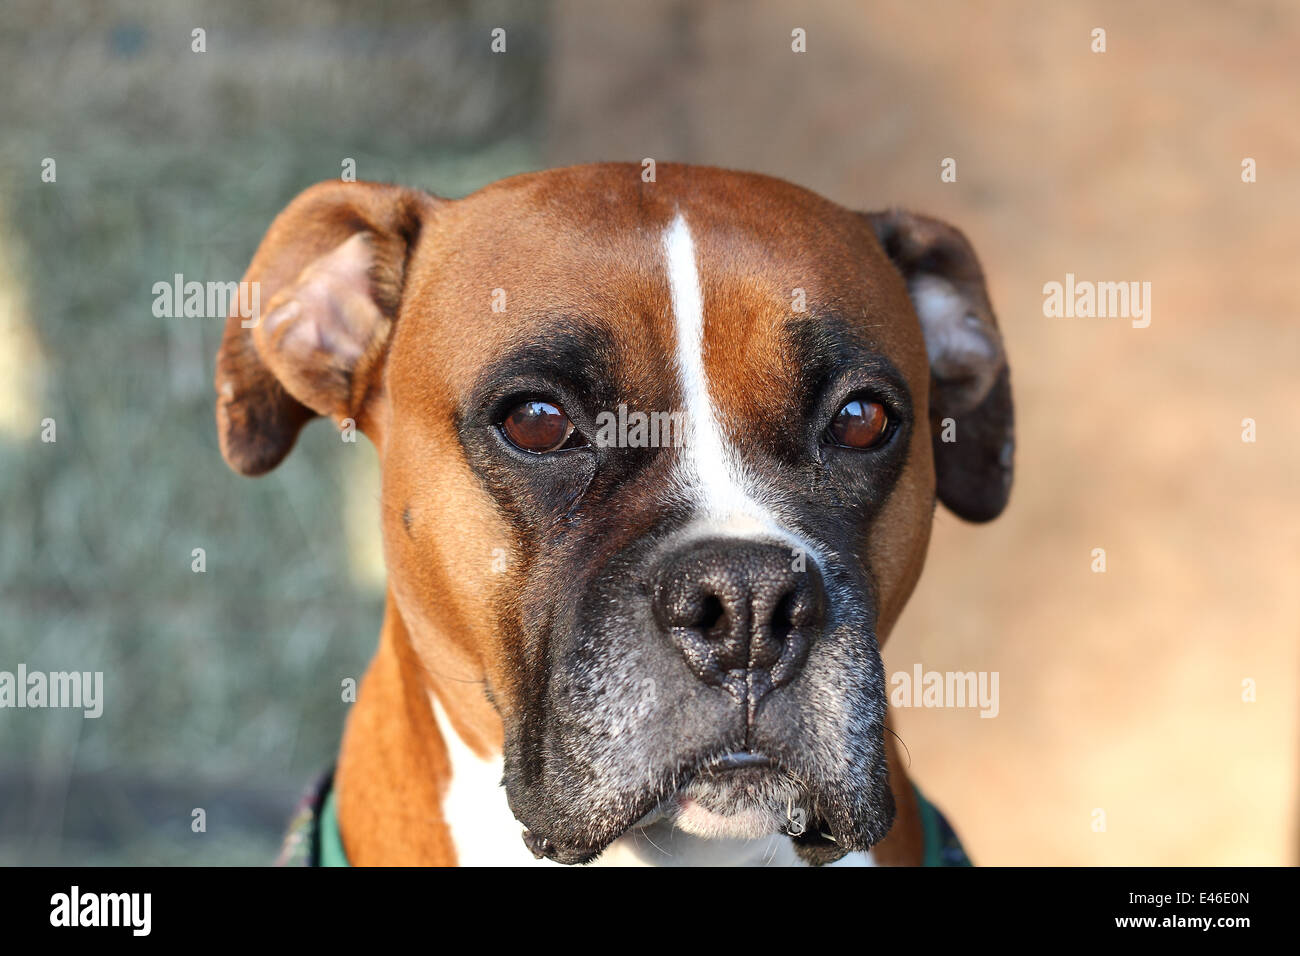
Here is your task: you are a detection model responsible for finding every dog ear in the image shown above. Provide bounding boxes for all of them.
[864,209,1014,522]
[214,181,437,476]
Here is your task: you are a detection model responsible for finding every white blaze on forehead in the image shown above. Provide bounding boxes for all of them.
[663,214,749,523]
[661,213,822,561]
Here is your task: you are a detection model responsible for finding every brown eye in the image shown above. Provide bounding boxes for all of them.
[501,400,577,453]
[827,398,891,449]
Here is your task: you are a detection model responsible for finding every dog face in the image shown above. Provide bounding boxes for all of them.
[215,164,1012,864]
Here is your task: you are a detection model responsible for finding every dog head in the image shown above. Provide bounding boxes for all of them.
[215,164,1012,864]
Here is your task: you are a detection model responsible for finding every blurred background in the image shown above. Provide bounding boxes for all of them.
[0,0,1295,865]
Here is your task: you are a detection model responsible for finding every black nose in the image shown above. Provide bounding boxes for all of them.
[652,538,826,711]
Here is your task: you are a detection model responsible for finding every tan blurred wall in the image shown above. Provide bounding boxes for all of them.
[545,0,1300,864]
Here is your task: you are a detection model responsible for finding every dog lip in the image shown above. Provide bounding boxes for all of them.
[522,752,784,862]
[701,751,774,772]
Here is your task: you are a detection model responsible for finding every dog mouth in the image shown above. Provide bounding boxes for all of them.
[661,752,844,851]
[700,751,774,771]
[520,750,850,864]
[508,607,895,866]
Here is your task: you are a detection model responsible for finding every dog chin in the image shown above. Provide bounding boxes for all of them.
[658,767,805,841]
[512,751,886,865]
[669,796,791,840]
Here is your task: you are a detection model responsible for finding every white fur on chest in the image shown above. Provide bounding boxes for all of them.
[430,696,875,867]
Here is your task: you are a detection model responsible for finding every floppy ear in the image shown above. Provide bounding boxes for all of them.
[864,209,1014,522]
[214,181,437,476]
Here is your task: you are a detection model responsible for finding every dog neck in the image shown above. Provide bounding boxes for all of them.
[334,598,922,866]
[333,601,457,865]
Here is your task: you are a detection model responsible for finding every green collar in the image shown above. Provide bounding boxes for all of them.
[914,783,973,866]
[296,776,970,867]
[317,785,349,867]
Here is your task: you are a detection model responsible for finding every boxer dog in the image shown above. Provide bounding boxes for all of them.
[215,163,1013,866]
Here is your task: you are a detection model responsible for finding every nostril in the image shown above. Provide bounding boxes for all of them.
[698,594,726,636]
[770,590,796,645]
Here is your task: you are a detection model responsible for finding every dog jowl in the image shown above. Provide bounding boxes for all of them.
[214,163,1013,866]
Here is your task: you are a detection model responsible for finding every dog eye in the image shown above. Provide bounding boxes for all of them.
[501,400,579,453]
[826,398,891,449]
